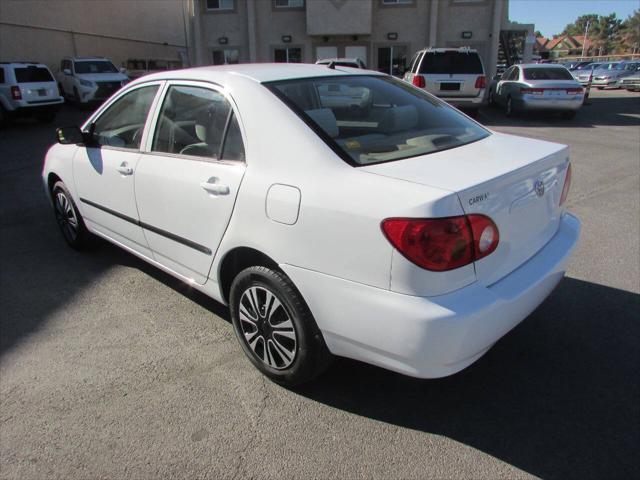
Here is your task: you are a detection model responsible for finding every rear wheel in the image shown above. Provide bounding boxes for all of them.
[229,266,332,386]
[51,181,90,249]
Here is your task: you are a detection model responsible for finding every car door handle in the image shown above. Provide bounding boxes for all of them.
[116,162,134,176]
[200,178,230,196]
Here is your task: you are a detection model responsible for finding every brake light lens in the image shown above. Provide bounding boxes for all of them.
[412,75,426,88]
[566,87,583,94]
[11,86,22,100]
[474,75,486,89]
[381,215,499,272]
[560,163,572,206]
[521,88,544,95]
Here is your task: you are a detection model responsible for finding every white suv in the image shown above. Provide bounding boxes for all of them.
[57,57,129,105]
[403,47,487,114]
[0,62,64,125]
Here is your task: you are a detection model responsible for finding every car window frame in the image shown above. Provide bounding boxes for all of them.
[141,79,248,166]
[81,80,166,153]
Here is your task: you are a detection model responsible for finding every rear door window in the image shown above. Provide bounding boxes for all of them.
[14,67,53,83]
[523,68,573,80]
[419,51,483,74]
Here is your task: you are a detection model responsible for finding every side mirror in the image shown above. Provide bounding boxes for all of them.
[63,68,72,76]
[119,67,127,74]
[56,125,98,146]
[56,126,84,145]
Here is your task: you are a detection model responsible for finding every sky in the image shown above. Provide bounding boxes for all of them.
[508,0,638,37]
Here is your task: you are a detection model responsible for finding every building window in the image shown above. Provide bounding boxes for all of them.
[377,45,408,76]
[206,0,233,11]
[274,0,304,8]
[212,49,240,65]
[274,47,302,63]
[381,0,412,4]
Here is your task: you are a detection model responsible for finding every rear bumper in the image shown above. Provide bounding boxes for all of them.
[283,213,581,379]
[441,95,486,110]
[6,99,63,116]
[517,95,583,111]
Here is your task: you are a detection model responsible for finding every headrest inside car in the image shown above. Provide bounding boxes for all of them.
[306,108,339,138]
[380,105,418,134]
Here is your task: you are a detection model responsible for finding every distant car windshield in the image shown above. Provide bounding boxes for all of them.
[266,75,490,166]
[14,66,53,83]
[523,68,574,80]
[419,51,483,74]
[74,61,118,74]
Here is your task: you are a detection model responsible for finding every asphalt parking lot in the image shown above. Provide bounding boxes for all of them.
[1,89,639,479]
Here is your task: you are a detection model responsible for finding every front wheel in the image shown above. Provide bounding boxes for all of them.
[229,266,332,386]
[51,181,90,249]
[505,96,516,117]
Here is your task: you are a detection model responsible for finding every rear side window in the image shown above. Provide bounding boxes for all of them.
[14,67,53,83]
[523,68,573,81]
[419,51,483,74]
[267,75,489,166]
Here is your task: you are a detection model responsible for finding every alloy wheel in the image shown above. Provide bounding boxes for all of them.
[54,191,78,243]
[238,286,297,369]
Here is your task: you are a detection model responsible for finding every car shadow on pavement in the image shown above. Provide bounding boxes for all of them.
[294,277,640,480]
[480,93,640,128]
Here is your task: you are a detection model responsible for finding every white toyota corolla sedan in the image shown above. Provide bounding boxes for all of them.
[43,64,580,385]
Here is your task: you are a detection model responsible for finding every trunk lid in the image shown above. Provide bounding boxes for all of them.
[362,132,570,285]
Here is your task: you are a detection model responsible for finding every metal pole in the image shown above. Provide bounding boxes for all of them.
[581,19,590,59]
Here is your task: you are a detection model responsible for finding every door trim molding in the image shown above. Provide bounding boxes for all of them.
[80,197,213,255]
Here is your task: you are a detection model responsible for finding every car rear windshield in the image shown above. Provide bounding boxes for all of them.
[266,75,490,166]
[74,61,118,74]
[14,66,53,83]
[419,51,483,74]
[523,68,574,80]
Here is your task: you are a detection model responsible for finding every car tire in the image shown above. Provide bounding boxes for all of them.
[505,95,516,117]
[229,266,333,386]
[597,87,604,90]
[488,89,495,107]
[51,181,91,250]
[58,83,65,97]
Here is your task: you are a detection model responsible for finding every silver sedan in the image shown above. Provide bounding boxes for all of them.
[488,64,584,118]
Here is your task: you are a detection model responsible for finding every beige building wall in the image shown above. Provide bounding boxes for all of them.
[0,0,189,72]
[194,0,509,77]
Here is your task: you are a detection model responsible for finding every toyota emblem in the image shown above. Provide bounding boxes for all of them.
[534,179,545,197]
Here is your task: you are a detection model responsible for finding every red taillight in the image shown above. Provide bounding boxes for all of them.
[381,215,499,272]
[560,163,572,206]
[11,86,22,100]
[567,87,583,94]
[521,88,544,95]
[474,75,486,89]
[412,75,426,88]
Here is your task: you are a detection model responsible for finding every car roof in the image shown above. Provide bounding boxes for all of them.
[518,63,569,69]
[316,58,361,63]
[0,62,47,66]
[136,63,382,85]
[67,57,112,61]
[418,47,479,53]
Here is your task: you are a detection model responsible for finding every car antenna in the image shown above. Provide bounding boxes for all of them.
[327,61,336,70]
